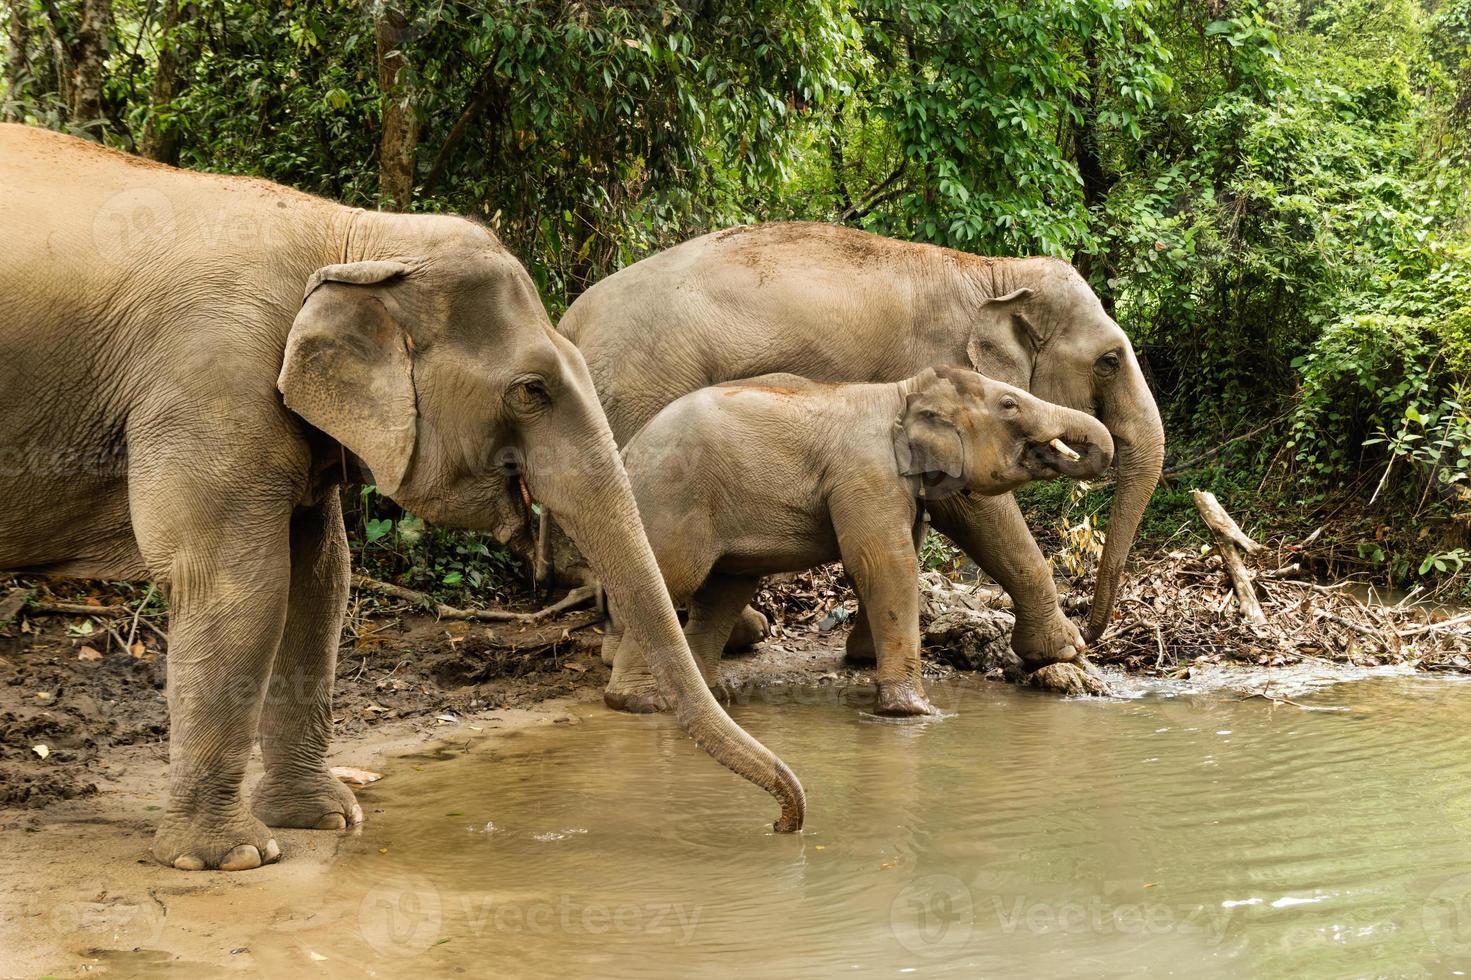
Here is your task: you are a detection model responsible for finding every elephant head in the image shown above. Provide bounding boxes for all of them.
[962,259,1166,641]
[893,367,1114,497]
[277,214,803,831]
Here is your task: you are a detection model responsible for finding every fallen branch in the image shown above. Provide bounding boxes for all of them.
[29,601,129,617]
[1398,611,1471,638]
[1192,489,1266,625]
[1239,689,1311,708]
[1316,610,1387,641]
[350,575,595,623]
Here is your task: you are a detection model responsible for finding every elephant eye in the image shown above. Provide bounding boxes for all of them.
[507,377,551,416]
[1095,350,1122,376]
[999,396,1019,412]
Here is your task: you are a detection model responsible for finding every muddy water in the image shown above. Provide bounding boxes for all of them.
[290,675,1471,976]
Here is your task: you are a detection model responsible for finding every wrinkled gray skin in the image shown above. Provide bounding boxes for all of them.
[607,367,1114,716]
[0,124,804,870]
[561,222,1165,711]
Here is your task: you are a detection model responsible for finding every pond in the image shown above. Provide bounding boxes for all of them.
[262,672,1471,976]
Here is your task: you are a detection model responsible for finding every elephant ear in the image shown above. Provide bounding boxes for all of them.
[278,260,419,496]
[965,286,1038,383]
[893,391,965,485]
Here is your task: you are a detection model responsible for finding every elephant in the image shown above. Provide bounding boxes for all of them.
[559,221,1165,711]
[0,123,803,870]
[605,367,1114,716]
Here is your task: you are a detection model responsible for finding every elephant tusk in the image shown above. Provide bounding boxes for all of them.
[1049,438,1082,461]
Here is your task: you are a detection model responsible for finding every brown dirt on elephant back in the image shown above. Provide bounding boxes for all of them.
[0,581,606,811]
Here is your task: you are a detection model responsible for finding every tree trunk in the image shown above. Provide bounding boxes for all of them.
[375,3,418,210]
[1073,36,1115,311]
[140,0,195,165]
[69,0,112,138]
[4,0,28,120]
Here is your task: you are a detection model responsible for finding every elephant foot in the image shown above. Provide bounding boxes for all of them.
[603,683,669,714]
[251,768,363,831]
[723,607,770,654]
[1010,606,1085,670]
[152,805,282,871]
[843,627,877,667]
[875,681,935,717]
[605,649,671,713]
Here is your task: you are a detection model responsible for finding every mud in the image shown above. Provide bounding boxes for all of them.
[0,591,604,811]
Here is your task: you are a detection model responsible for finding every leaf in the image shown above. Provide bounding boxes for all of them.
[77,646,103,662]
[31,744,49,759]
[330,766,384,786]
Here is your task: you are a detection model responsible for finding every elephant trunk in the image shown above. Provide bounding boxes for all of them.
[525,408,806,833]
[1030,402,1114,480]
[1085,381,1165,642]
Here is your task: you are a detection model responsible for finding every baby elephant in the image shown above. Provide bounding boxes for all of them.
[605,365,1114,716]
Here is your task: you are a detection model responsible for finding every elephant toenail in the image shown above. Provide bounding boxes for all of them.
[172,854,205,871]
[350,804,364,826]
[219,845,263,871]
[264,839,281,862]
[315,813,347,830]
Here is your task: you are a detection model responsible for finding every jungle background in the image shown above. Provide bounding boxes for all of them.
[3,0,1470,604]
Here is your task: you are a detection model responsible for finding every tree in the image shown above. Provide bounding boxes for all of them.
[140,0,197,165]
[374,1,419,211]
[4,0,29,121]
[67,0,112,136]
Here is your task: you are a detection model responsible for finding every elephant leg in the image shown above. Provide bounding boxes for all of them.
[832,496,931,717]
[251,494,362,832]
[845,516,925,666]
[686,574,761,684]
[843,607,877,665]
[723,604,769,654]
[927,493,1083,668]
[604,547,711,714]
[130,466,293,871]
[600,622,623,667]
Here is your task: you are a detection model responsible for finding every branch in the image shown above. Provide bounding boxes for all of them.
[423,56,501,196]
[351,575,594,623]
[839,160,906,223]
[1192,489,1265,625]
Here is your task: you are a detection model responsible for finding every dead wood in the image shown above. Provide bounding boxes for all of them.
[351,575,595,623]
[1193,489,1266,625]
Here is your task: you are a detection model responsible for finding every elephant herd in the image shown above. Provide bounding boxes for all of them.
[0,124,1163,871]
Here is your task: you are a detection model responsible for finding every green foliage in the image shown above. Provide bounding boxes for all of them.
[5,0,1471,590]
[351,486,526,605]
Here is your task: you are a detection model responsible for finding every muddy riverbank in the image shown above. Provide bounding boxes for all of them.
[4,541,1470,814]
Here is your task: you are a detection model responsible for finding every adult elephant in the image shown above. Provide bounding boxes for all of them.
[559,222,1165,710]
[0,124,803,870]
